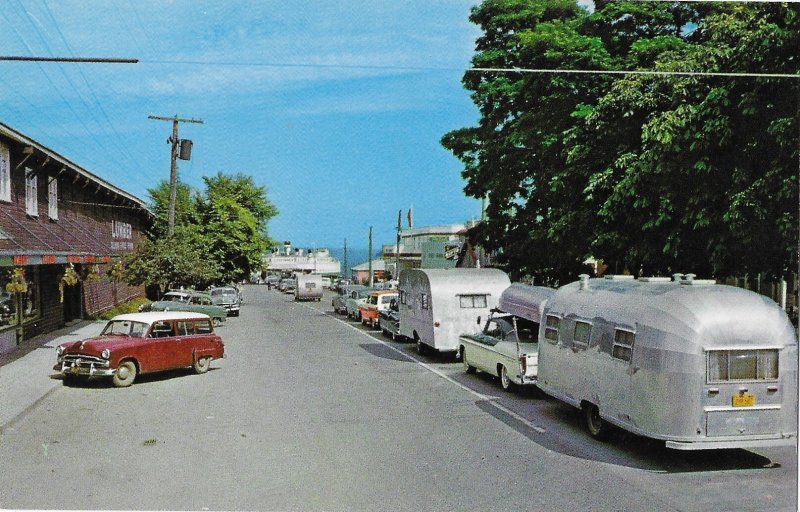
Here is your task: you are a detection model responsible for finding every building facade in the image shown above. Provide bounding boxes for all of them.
[0,123,152,353]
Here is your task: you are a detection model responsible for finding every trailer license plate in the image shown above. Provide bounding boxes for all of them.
[732,393,755,407]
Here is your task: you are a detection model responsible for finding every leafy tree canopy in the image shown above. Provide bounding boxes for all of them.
[123,173,278,292]
[443,0,798,284]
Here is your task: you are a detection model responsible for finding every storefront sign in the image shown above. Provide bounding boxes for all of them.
[42,255,56,264]
[12,255,29,266]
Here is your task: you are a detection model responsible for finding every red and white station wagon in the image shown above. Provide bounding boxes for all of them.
[53,312,226,388]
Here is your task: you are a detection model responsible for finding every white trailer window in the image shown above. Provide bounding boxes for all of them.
[707,349,778,383]
[573,321,592,347]
[400,290,407,305]
[544,315,560,343]
[612,329,635,362]
[458,294,487,308]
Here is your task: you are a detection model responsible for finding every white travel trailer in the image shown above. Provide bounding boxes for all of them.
[295,274,323,302]
[398,268,511,355]
[537,274,798,450]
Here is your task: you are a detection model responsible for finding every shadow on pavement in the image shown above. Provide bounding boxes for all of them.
[474,399,779,473]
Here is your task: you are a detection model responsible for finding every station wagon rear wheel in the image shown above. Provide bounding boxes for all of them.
[584,403,608,440]
[462,347,475,374]
[193,356,211,374]
[112,361,137,388]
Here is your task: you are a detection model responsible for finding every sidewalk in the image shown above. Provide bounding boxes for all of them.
[0,320,105,431]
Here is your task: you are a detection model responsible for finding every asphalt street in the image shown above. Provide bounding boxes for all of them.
[0,284,796,511]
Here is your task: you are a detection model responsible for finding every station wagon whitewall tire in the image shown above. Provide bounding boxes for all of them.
[112,361,137,388]
[193,356,211,374]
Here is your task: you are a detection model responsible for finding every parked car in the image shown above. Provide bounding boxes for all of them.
[379,299,401,340]
[346,288,374,320]
[460,284,554,391]
[139,290,227,326]
[279,278,297,293]
[321,277,332,289]
[265,275,281,289]
[332,284,365,314]
[209,286,241,316]
[53,311,225,388]
[359,290,399,329]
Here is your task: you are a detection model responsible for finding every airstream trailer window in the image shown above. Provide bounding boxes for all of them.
[612,329,635,362]
[400,291,407,305]
[707,349,779,383]
[544,315,560,343]
[458,294,488,308]
[573,321,592,347]
[421,293,429,309]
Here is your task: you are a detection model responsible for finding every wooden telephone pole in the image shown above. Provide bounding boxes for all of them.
[148,114,203,235]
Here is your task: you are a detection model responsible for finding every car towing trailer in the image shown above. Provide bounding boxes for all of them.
[537,274,798,450]
[398,268,511,356]
[459,283,555,390]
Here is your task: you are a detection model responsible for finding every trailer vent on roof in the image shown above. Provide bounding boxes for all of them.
[638,277,672,283]
[603,275,634,280]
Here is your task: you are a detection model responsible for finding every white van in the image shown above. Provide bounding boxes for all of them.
[537,274,798,450]
[398,268,511,356]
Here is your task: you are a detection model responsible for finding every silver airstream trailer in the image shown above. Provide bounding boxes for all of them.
[398,268,511,355]
[295,274,323,302]
[537,274,797,450]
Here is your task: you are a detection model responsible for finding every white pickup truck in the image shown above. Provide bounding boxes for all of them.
[458,284,554,391]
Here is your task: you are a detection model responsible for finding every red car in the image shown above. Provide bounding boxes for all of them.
[54,311,225,388]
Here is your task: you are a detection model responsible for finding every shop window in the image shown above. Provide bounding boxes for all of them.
[0,142,10,202]
[0,267,40,329]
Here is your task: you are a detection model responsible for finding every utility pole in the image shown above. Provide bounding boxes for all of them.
[343,238,348,280]
[148,114,203,235]
[368,226,373,287]
[395,209,401,282]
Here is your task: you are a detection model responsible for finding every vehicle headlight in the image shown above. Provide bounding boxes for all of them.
[101,349,111,359]
[56,345,64,356]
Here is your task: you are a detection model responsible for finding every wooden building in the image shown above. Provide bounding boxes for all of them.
[0,122,153,353]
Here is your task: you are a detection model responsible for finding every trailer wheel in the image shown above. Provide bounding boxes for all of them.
[462,347,475,374]
[584,403,608,440]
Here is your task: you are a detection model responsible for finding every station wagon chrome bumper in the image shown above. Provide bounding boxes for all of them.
[54,356,115,377]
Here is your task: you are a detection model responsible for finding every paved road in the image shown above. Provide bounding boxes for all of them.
[0,284,796,511]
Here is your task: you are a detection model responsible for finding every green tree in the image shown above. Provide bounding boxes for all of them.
[195,172,279,282]
[443,0,798,282]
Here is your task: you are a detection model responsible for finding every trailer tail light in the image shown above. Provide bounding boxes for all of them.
[519,355,527,374]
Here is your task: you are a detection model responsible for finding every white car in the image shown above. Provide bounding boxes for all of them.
[459,314,539,391]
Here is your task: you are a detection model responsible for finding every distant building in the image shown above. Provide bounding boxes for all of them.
[263,241,341,276]
[382,222,474,276]
[0,122,153,353]
[350,259,386,284]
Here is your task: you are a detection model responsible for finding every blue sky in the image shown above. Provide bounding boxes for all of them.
[0,1,484,252]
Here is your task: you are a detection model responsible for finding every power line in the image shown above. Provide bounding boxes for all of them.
[139,58,800,79]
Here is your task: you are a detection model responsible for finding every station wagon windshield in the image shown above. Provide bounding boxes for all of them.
[101,320,148,338]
